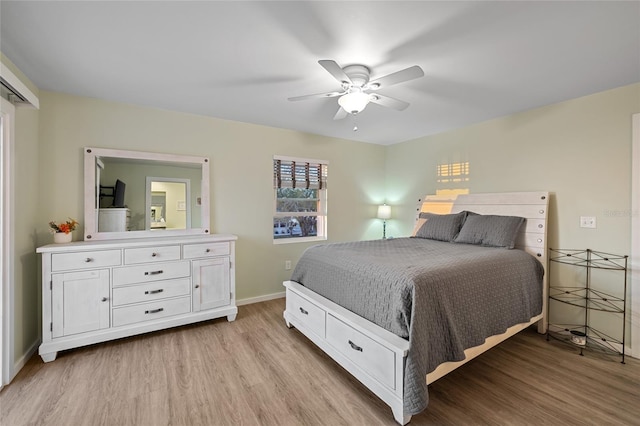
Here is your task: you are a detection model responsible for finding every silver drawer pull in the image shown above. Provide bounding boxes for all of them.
[145,289,164,295]
[85,258,93,263]
[348,340,363,352]
[145,308,164,314]
[144,270,164,276]
[299,307,309,315]
[151,252,158,257]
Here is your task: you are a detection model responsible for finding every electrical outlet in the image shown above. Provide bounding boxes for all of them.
[285,260,292,270]
[580,216,597,229]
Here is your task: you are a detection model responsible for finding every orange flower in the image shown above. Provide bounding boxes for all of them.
[49,218,78,234]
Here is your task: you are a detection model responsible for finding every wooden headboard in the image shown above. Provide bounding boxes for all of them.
[417,191,550,332]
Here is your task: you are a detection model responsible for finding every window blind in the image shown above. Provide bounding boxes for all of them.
[273,158,328,189]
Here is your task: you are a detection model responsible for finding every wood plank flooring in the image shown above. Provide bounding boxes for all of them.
[2,298,639,425]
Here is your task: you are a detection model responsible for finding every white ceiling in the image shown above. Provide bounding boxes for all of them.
[1,1,639,145]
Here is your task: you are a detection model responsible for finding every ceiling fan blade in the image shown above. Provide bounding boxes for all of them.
[333,107,348,120]
[368,65,424,89]
[370,94,410,111]
[288,91,343,102]
[318,60,353,85]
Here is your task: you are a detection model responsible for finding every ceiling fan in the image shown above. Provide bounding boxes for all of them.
[288,60,424,120]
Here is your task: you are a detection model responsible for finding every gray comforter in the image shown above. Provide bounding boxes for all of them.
[290,237,543,416]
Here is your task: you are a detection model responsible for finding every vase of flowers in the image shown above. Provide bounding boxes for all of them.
[49,218,78,243]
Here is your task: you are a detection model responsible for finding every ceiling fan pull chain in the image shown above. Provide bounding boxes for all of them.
[352,114,358,132]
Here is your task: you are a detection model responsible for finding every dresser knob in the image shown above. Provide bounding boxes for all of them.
[85,258,93,263]
[101,297,108,302]
[539,209,544,214]
[195,285,200,289]
[151,252,158,257]
[205,248,211,253]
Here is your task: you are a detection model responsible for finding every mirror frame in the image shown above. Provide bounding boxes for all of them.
[84,147,210,241]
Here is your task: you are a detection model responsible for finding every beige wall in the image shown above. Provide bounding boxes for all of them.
[386,82,640,341]
[37,91,387,301]
[386,83,639,254]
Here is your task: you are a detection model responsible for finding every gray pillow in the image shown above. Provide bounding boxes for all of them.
[453,214,525,249]
[413,211,467,242]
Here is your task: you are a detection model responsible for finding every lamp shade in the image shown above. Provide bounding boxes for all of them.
[338,92,371,114]
[377,204,391,220]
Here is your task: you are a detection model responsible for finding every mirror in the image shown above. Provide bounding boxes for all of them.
[84,147,210,240]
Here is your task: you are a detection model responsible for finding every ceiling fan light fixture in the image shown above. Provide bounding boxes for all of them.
[338,91,371,114]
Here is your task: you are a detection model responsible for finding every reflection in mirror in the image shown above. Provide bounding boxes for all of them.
[84,147,210,240]
[145,177,191,230]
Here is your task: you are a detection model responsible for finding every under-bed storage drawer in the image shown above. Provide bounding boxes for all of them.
[326,314,396,389]
[286,289,326,338]
[112,296,191,327]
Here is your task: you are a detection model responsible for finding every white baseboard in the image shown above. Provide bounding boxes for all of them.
[11,338,39,382]
[237,291,285,306]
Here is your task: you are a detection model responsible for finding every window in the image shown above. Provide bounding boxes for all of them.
[273,156,328,243]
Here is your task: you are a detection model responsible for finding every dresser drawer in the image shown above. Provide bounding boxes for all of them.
[183,242,230,259]
[124,245,181,265]
[51,250,121,272]
[326,314,396,389]
[112,296,191,327]
[112,278,191,306]
[112,261,190,287]
[286,289,326,338]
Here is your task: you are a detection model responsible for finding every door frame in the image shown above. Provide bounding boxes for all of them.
[631,113,639,359]
[0,96,15,389]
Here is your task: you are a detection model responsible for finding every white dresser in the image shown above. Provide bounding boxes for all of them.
[37,234,237,362]
[98,208,130,232]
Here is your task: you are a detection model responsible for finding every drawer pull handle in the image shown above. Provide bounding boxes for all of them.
[145,289,164,295]
[145,308,164,314]
[151,253,158,257]
[299,307,309,315]
[205,248,211,253]
[348,340,363,352]
[144,270,164,276]
[85,258,93,263]
[101,297,108,302]
[195,284,200,288]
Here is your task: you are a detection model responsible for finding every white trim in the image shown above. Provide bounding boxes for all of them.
[10,339,39,382]
[236,291,285,306]
[630,113,640,359]
[0,97,15,388]
[0,64,39,109]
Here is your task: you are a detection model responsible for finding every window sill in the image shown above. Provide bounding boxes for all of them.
[273,236,327,245]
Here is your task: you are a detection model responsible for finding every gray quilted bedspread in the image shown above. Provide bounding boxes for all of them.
[290,237,543,416]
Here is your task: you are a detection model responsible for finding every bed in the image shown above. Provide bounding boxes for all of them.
[283,192,549,424]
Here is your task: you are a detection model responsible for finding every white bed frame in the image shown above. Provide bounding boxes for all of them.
[283,191,550,424]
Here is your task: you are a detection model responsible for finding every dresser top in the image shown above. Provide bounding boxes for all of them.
[37,234,237,253]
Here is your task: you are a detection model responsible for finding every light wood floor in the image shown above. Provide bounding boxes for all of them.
[2,298,639,425]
